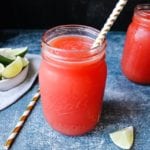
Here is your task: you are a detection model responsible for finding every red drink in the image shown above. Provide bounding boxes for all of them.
[39,25,107,135]
[121,4,150,84]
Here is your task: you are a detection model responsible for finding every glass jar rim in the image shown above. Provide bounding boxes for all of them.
[42,24,106,53]
[135,4,150,19]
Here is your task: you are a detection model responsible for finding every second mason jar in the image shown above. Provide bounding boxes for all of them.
[121,4,150,84]
[39,25,107,136]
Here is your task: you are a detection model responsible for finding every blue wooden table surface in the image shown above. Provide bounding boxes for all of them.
[0,30,150,150]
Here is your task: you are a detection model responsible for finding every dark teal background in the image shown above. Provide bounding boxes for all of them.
[0,0,149,30]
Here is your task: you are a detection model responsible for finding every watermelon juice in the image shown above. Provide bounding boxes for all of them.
[39,25,107,136]
[121,4,150,84]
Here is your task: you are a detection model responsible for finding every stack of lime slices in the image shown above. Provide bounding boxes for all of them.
[0,47,29,79]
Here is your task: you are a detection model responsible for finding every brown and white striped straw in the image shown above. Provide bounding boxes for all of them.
[4,89,40,150]
[92,0,128,49]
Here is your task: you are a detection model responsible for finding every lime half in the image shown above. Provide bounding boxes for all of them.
[0,48,16,65]
[2,56,23,78]
[12,47,28,57]
[109,126,134,149]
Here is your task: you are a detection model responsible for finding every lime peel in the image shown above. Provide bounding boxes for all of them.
[0,48,16,65]
[12,47,28,57]
[109,126,134,150]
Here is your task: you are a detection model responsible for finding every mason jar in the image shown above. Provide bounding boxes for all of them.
[121,4,150,84]
[39,25,107,136]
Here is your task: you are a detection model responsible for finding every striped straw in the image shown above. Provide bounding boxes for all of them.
[92,0,128,48]
[4,89,40,150]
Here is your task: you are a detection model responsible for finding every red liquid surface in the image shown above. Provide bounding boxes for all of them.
[49,35,93,51]
[121,10,150,84]
[39,35,107,135]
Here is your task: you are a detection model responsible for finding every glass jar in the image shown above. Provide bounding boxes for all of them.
[121,4,150,84]
[39,25,107,136]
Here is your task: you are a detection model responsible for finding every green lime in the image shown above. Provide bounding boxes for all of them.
[0,48,16,65]
[109,126,134,150]
[0,63,5,78]
[2,56,23,78]
[12,47,28,57]
[22,57,29,67]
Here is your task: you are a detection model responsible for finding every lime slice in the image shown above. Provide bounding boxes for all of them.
[109,126,134,149]
[2,56,23,78]
[22,57,29,67]
[12,47,28,57]
[0,63,5,78]
[0,48,16,65]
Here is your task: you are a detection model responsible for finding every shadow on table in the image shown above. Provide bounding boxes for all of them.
[97,99,144,128]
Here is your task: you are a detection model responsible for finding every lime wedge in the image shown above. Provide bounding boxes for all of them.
[0,63,5,78]
[0,48,16,65]
[109,126,134,149]
[12,47,28,57]
[22,57,29,67]
[2,56,23,78]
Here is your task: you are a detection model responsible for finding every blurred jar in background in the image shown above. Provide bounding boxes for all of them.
[121,4,150,84]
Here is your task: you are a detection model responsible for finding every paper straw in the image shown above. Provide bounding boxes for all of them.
[92,0,128,48]
[4,89,40,150]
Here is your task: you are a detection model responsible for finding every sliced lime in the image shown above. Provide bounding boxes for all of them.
[109,126,134,149]
[0,48,16,65]
[2,56,23,78]
[0,63,5,78]
[22,57,29,67]
[12,47,28,57]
